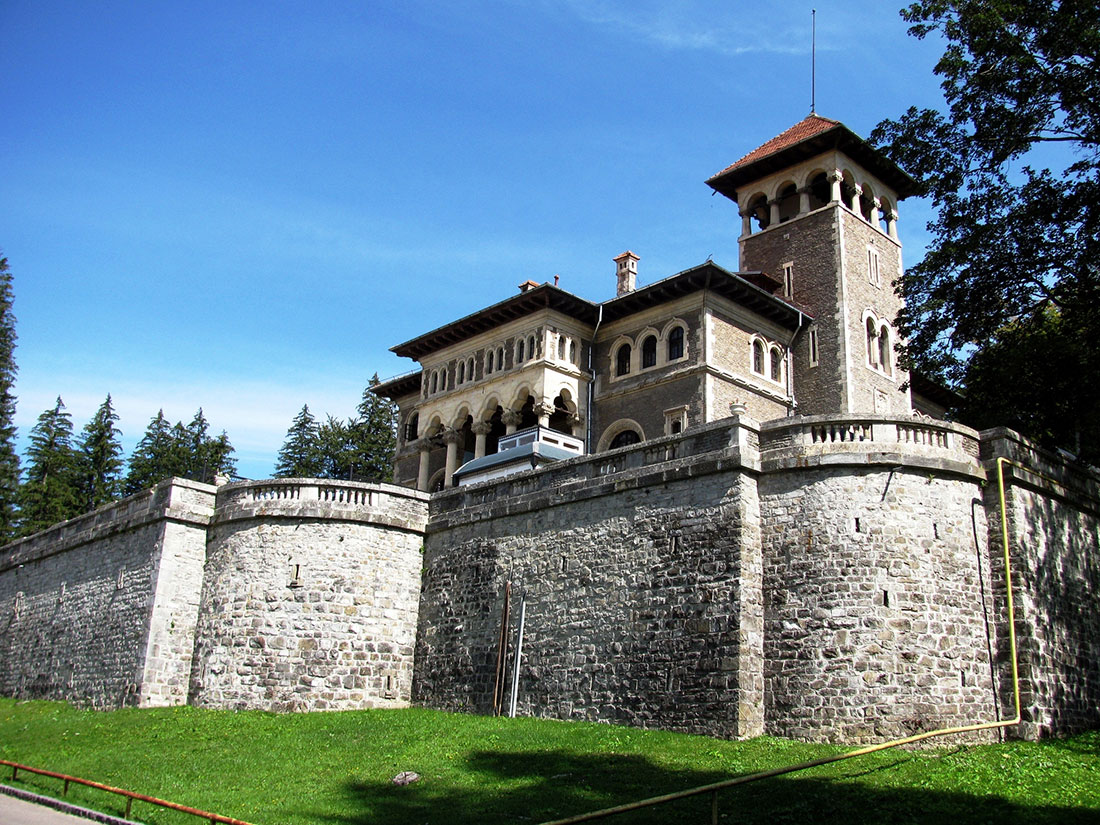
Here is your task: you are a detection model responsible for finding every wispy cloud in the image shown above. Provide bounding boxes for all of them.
[553,0,811,57]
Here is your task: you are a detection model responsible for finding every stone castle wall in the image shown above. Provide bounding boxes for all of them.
[0,418,1096,744]
[188,479,429,711]
[981,430,1100,739]
[757,417,1000,743]
[416,419,764,738]
[0,478,215,707]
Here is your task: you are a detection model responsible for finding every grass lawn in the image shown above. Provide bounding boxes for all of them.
[1,698,1098,824]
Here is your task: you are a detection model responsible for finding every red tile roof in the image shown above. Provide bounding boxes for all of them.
[711,114,841,179]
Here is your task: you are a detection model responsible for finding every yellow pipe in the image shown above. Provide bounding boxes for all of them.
[539,456,1028,825]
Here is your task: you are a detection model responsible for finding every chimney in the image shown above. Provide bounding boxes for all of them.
[518,280,540,293]
[614,251,639,296]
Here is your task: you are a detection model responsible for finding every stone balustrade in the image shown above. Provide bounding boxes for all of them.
[214,478,429,533]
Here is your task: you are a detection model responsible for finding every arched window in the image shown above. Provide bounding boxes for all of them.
[405,412,419,442]
[770,346,783,382]
[517,339,525,362]
[879,324,891,375]
[668,326,684,360]
[752,340,765,374]
[808,172,830,209]
[431,372,438,394]
[487,350,494,374]
[498,347,505,369]
[528,335,536,359]
[569,340,577,364]
[866,318,879,367]
[748,193,769,232]
[615,343,632,376]
[458,362,465,384]
[468,358,475,381]
[557,335,566,360]
[609,430,641,449]
[777,182,799,222]
[641,335,657,368]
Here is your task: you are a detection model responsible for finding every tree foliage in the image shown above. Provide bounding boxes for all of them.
[0,255,19,542]
[872,0,1100,459]
[276,377,397,482]
[124,408,236,494]
[275,404,324,478]
[75,394,124,512]
[19,396,81,534]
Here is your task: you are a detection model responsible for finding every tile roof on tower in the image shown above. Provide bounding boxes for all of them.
[710,114,841,179]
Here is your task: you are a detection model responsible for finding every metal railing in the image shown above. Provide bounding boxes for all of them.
[2,759,257,825]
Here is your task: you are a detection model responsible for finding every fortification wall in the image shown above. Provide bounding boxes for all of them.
[981,430,1100,739]
[417,419,765,738]
[758,416,1000,743]
[0,479,214,707]
[188,479,429,711]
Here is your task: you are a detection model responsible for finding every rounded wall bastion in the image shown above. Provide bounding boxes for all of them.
[188,479,429,712]
[757,415,1004,744]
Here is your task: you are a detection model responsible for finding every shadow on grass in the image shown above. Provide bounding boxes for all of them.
[318,748,1100,825]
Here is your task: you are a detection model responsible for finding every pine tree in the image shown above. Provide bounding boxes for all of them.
[275,404,324,477]
[124,410,177,494]
[76,394,124,512]
[18,396,80,535]
[0,255,19,542]
[351,374,397,482]
[318,414,354,480]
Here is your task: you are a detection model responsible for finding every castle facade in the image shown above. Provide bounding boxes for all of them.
[1,117,1097,744]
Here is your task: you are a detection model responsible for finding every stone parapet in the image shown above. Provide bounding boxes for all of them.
[429,416,760,530]
[213,478,429,533]
[0,477,215,573]
[760,414,983,478]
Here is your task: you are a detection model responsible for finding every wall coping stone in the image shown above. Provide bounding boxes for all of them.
[759,414,985,480]
[213,478,430,533]
[0,477,216,573]
[981,427,1100,515]
[427,416,761,531]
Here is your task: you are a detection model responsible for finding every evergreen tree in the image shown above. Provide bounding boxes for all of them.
[18,396,80,535]
[275,404,324,477]
[76,394,124,511]
[0,255,19,542]
[124,408,236,492]
[318,414,354,480]
[351,374,397,482]
[124,410,177,494]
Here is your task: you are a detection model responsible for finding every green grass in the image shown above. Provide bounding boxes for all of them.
[1,699,1098,824]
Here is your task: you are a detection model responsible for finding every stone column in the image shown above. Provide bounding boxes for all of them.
[535,402,556,429]
[851,183,863,213]
[871,197,882,227]
[829,171,843,203]
[887,209,899,239]
[442,428,462,488]
[739,208,753,237]
[502,409,522,435]
[798,186,812,214]
[472,421,492,459]
[417,443,432,492]
[768,198,781,227]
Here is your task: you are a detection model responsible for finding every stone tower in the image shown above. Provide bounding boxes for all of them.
[707,114,918,416]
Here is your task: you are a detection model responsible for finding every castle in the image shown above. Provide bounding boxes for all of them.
[1,116,1097,744]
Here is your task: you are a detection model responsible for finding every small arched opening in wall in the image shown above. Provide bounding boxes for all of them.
[840,171,858,212]
[859,182,876,223]
[403,411,419,444]
[596,418,646,452]
[777,181,799,222]
[807,170,831,209]
[428,468,446,492]
[747,192,769,232]
[549,390,576,435]
[518,395,538,429]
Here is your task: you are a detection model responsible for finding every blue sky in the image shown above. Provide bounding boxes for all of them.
[1,1,949,479]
